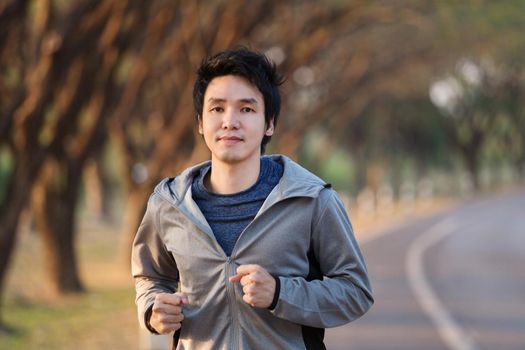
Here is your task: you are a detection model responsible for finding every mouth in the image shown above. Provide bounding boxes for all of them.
[218,135,243,144]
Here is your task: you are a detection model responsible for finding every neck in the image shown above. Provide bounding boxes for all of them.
[205,157,261,195]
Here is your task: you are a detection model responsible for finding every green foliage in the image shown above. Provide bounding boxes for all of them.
[0,148,14,205]
[319,151,355,193]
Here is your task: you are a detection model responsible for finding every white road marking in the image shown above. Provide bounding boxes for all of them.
[405,218,480,350]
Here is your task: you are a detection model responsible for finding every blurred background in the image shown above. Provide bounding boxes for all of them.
[1,0,524,349]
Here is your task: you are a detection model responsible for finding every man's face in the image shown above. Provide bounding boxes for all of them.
[199,75,274,165]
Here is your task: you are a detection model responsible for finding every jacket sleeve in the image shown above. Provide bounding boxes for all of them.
[270,189,374,328]
[131,193,179,331]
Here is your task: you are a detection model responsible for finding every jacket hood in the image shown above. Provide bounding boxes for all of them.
[154,154,328,207]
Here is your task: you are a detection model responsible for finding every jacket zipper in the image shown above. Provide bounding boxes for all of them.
[226,256,240,349]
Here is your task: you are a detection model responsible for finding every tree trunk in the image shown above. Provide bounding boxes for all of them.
[464,151,480,191]
[515,158,525,182]
[83,158,113,223]
[0,197,23,330]
[0,159,39,329]
[31,160,84,295]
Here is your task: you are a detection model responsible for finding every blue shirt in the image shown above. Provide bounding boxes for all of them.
[191,157,283,256]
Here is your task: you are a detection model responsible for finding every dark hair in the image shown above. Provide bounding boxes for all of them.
[193,47,284,153]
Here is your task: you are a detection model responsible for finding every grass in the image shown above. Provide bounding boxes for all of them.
[0,209,140,350]
[2,287,138,350]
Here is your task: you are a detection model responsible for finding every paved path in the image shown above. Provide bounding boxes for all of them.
[325,188,525,350]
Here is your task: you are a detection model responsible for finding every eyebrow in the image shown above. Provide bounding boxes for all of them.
[207,97,258,105]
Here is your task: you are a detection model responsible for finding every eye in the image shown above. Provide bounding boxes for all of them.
[210,106,224,113]
[241,107,255,113]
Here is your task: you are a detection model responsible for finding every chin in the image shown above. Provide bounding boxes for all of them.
[216,154,245,164]
[214,150,260,165]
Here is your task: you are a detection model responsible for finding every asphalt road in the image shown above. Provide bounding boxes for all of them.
[325,188,525,350]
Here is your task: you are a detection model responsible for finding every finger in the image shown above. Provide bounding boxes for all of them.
[164,305,184,315]
[243,283,256,295]
[152,303,182,315]
[240,274,253,286]
[229,274,243,283]
[158,313,184,324]
[157,292,186,307]
[154,292,171,305]
[174,292,189,305]
[156,322,182,335]
[250,271,268,284]
[236,264,261,276]
[242,293,255,307]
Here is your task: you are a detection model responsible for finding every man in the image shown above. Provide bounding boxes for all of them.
[132,47,373,350]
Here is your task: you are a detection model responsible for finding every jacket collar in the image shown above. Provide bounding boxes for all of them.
[153,154,328,234]
[269,154,327,200]
[155,154,327,205]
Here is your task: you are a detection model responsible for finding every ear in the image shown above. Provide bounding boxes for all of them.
[265,118,275,136]
[198,115,203,135]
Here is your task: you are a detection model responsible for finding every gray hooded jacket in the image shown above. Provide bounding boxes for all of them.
[132,155,373,349]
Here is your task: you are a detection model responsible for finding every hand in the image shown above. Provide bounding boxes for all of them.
[150,292,188,334]
[229,264,276,308]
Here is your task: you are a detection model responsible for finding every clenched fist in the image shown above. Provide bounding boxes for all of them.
[229,264,276,308]
[150,292,188,334]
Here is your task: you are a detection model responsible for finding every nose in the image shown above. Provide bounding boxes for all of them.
[222,109,240,130]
